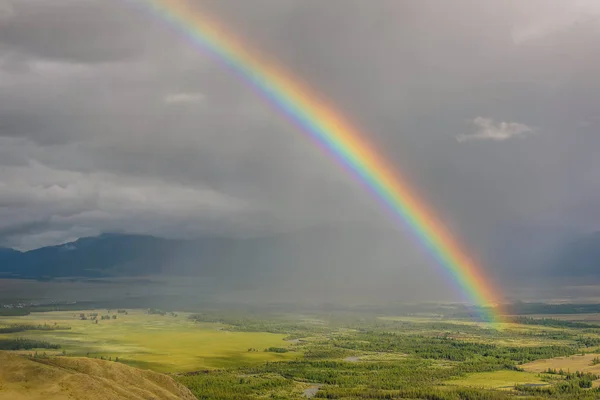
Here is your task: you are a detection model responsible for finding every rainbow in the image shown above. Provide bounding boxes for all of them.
[134,0,503,323]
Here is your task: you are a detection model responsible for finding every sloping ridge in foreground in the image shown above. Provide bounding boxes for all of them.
[0,351,196,400]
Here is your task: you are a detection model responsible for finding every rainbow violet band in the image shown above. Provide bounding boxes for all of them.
[135,0,503,323]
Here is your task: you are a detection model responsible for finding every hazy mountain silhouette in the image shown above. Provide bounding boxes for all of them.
[0,234,183,279]
[2,227,599,294]
[0,247,22,273]
[0,226,433,280]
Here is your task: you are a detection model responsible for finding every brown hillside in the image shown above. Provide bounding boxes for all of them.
[0,351,196,400]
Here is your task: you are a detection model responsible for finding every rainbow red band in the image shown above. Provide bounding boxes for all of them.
[137,0,503,323]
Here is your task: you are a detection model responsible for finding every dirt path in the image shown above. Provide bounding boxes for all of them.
[303,384,323,398]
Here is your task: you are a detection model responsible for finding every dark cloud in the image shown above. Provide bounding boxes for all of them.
[0,0,599,285]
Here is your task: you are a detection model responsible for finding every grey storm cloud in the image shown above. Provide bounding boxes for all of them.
[0,0,600,261]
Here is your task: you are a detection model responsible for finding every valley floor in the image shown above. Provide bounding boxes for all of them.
[4,306,600,399]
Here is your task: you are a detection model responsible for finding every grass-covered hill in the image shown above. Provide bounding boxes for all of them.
[0,351,196,400]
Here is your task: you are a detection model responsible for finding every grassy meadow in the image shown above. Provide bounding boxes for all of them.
[446,370,549,389]
[0,310,298,372]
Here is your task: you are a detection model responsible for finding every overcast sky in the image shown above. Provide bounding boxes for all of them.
[1,0,599,254]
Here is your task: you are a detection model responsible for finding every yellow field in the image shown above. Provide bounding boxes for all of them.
[0,310,298,373]
[523,353,600,375]
[446,370,549,390]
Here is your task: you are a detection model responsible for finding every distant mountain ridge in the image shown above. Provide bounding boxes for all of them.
[2,227,600,288]
[0,233,188,279]
[0,226,433,280]
[0,247,23,273]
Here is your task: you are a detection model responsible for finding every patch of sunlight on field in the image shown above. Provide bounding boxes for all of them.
[0,310,298,373]
[459,336,572,347]
[447,370,549,390]
[523,353,600,375]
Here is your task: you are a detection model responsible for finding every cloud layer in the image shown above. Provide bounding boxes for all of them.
[457,117,535,142]
[0,0,599,278]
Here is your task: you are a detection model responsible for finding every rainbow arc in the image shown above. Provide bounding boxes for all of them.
[136,0,503,323]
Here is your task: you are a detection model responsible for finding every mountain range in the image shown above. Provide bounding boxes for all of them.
[0,226,433,279]
[1,226,599,287]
